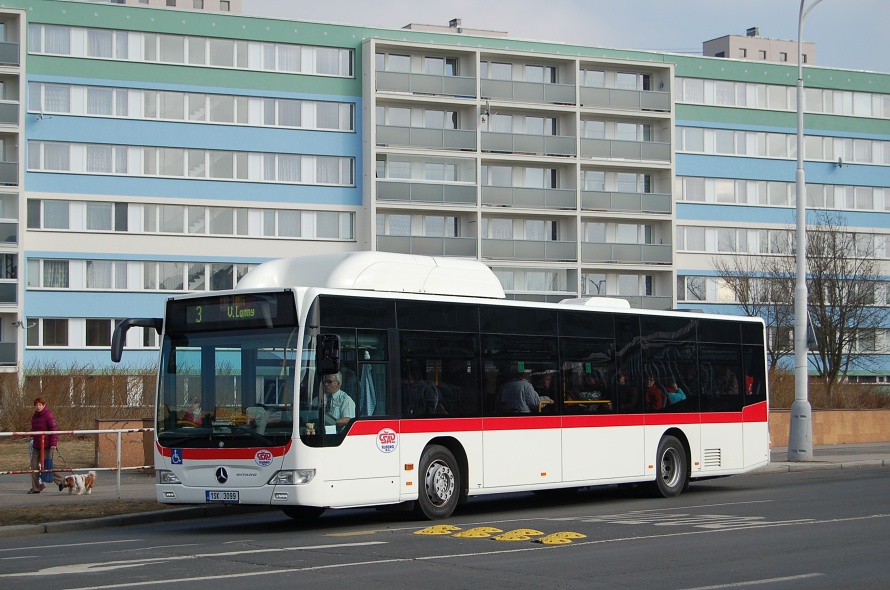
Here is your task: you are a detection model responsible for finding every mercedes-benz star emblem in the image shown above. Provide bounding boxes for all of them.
[216,467,228,484]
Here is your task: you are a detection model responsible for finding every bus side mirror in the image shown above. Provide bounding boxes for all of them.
[112,318,163,363]
[317,334,340,374]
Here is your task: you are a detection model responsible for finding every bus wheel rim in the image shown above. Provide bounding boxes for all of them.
[425,460,454,505]
[661,447,681,487]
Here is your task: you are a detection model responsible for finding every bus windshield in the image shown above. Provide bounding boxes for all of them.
[156,327,300,448]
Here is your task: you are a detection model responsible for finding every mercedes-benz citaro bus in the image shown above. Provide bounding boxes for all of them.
[111,252,769,521]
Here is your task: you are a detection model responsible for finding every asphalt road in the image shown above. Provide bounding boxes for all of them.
[0,468,888,589]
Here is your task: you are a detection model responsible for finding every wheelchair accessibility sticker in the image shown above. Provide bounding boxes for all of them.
[171,448,183,465]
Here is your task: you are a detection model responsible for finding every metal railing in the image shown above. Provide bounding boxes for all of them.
[0,428,154,499]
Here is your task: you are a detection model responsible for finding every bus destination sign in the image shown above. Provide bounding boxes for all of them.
[171,292,296,331]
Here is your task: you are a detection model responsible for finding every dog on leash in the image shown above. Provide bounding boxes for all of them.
[63,471,96,495]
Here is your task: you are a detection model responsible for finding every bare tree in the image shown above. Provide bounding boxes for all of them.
[806,211,887,396]
[713,210,887,396]
[713,252,794,371]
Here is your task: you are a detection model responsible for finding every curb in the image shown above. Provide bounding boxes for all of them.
[0,505,271,538]
[748,459,888,476]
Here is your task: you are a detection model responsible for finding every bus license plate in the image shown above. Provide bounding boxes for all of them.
[205,490,239,503]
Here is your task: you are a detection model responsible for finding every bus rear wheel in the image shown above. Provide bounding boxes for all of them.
[652,435,688,498]
[414,445,460,520]
[282,505,325,521]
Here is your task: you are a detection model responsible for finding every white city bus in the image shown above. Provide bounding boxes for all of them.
[112,252,769,520]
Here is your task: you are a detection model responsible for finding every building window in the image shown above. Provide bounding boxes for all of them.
[758,50,767,60]
[86,319,113,347]
[739,48,747,58]
[194,0,204,7]
[779,52,788,62]
[220,1,231,10]
[802,54,808,64]
[42,319,69,347]
[167,1,176,6]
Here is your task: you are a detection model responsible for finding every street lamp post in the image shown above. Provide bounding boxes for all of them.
[788,0,823,462]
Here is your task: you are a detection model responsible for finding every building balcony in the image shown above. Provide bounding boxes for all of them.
[581,190,671,214]
[377,125,476,151]
[377,235,477,257]
[0,162,17,186]
[481,132,575,157]
[0,101,18,126]
[482,238,577,262]
[376,71,476,98]
[506,293,577,304]
[0,42,19,67]
[0,221,16,245]
[482,185,576,210]
[0,341,15,365]
[0,281,15,304]
[377,180,477,205]
[617,295,673,310]
[481,79,575,105]
[580,138,670,162]
[581,242,672,265]
[579,87,670,112]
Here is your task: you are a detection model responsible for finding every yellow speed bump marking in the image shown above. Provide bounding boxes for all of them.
[492,528,544,541]
[453,527,503,538]
[415,525,462,535]
[536,532,587,545]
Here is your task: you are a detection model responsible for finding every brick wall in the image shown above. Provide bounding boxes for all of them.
[769,409,890,446]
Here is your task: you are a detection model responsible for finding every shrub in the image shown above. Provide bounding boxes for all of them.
[1,362,156,432]
[768,370,890,409]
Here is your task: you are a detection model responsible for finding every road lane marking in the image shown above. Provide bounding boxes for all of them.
[0,539,143,554]
[9,512,889,587]
[0,541,387,577]
[677,573,825,589]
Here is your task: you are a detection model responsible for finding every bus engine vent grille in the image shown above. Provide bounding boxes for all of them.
[703,448,722,468]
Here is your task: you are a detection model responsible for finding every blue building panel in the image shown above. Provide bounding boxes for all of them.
[24,172,362,205]
[677,203,890,227]
[27,116,361,156]
[24,291,171,319]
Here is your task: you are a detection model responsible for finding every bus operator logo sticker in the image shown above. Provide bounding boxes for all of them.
[254,449,274,467]
[376,428,398,453]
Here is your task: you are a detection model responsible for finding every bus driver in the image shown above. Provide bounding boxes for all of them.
[312,372,355,431]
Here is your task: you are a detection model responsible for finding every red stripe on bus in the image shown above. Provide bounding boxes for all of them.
[743,400,769,422]
[645,412,708,426]
[482,416,563,430]
[156,441,292,460]
[562,414,644,428]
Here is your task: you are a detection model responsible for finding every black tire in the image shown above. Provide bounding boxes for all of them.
[413,445,460,520]
[282,505,325,521]
[652,435,688,498]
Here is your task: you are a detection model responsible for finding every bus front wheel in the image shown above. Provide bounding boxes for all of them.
[652,435,688,498]
[414,445,460,520]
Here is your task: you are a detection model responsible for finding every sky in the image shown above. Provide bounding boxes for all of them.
[240,0,888,74]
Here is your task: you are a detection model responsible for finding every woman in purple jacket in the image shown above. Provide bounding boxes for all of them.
[29,397,62,494]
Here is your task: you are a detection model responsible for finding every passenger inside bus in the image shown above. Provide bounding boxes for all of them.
[499,368,552,414]
[179,397,204,427]
[402,369,442,416]
[645,376,665,411]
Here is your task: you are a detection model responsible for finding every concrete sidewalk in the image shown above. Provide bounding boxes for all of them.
[762,442,890,472]
[1,442,888,537]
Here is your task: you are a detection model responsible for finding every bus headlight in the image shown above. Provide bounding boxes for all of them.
[157,470,182,484]
[268,469,316,485]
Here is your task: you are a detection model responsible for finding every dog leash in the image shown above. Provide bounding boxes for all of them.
[53,446,74,473]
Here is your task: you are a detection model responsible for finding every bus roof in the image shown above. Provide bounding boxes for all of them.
[236,252,507,299]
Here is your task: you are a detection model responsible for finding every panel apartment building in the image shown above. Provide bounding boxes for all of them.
[3,1,890,379]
